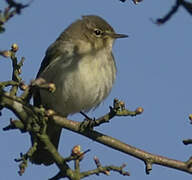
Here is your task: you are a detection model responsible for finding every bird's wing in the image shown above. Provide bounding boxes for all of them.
[37,41,63,78]
[34,38,74,106]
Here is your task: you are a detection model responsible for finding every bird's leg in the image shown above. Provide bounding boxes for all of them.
[80,111,93,120]
[80,111,96,130]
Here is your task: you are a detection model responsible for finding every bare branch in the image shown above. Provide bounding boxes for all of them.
[1,44,192,179]
[155,0,192,24]
[0,0,32,33]
[79,99,143,130]
[51,114,192,175]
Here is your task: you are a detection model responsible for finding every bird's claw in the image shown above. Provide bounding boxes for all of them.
[79,111,96,130]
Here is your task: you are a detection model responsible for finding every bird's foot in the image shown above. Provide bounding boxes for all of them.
[79,111,96,130]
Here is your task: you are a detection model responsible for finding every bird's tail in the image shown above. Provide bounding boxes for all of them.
[30,122,62,166]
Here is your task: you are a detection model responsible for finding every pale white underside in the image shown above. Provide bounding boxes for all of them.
[39,44,116,116]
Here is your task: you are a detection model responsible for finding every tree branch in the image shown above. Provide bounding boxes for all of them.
[1,44,192,179]
[1,85,192,176]
[51,114,192,175]
[155,0,192,24]
[0,0,32,33]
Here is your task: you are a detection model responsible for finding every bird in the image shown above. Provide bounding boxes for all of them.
[31,15,128,165]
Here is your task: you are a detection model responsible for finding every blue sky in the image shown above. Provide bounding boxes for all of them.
[0,0,192,180]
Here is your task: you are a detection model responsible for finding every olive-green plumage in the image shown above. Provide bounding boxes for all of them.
[32,15,127,165]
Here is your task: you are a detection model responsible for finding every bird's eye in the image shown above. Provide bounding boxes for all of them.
[94,29,102,36]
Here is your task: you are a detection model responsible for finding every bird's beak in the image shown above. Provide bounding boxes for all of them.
[112,33,128,39]
[109,33,128,39]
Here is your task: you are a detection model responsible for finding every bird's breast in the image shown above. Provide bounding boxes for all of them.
[40,49,116,116]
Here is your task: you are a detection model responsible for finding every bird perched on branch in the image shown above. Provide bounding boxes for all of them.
[32,15,128,165]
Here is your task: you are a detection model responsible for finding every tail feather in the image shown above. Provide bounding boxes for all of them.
[30,122,62,166]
